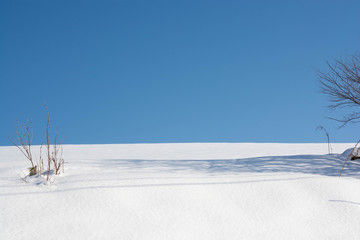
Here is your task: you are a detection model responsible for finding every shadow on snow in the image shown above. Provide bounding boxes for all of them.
[98,154,360,177]
[1,154,360,196]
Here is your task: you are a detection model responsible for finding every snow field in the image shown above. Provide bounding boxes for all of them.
[1,143,360,240]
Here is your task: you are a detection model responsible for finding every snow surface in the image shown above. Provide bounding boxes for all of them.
[1,143,360,240]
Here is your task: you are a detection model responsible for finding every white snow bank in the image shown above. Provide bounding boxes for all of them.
[1,142,354,161]
[1,143,360,240]
[342,147,360,159]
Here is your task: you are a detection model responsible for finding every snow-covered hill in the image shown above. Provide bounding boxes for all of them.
[1,143,360,239]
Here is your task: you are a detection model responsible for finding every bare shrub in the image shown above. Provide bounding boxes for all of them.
[10,105,65,182]
[45,105,65,180]
[8,120,37,176]
[52,132,65,175]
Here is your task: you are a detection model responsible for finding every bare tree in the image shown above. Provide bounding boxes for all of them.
[317,52,360,126]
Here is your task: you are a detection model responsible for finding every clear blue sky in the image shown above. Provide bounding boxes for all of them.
[1,0,360,145]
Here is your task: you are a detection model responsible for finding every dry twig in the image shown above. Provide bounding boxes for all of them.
[315,126,332,154]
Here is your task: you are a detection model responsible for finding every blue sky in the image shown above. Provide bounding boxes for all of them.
[1,0,360,145]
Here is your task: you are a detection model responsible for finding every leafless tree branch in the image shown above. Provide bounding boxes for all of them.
[318,52,360,126]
